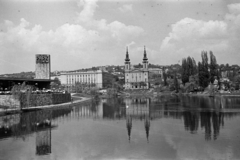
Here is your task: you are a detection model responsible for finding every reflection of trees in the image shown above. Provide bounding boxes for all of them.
[2,96,239,143]
[183,112,199,134]
[200,112,225,141]
[103,98,126,119]
[201,112,212,141]
[180,95,240,109]
[182,111,226,140]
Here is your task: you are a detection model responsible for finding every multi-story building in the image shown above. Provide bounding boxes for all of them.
[124,47,149,89]
[54,70,104,90]
[52,68,118,91]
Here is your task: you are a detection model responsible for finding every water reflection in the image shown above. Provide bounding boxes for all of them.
[144,118,150,143]
[0,107,73,156]
[1,95,240,158]
[183,111,224,140]
[36,126,51,155]
[126,116,132,142]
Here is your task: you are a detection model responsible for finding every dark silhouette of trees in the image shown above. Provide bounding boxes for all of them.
[182,58,188,85]
[50,77,61,90]
[198,51,210,88]
[181,56,197,85]
[163,70,168,86]
[209,51,218,83]
[174,73,179,92]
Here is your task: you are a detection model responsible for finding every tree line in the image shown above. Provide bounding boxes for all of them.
[181,51,219,89]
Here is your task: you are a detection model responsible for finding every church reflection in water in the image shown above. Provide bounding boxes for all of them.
[0,96,240,153]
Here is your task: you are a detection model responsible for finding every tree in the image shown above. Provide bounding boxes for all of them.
[74,82,87,93]
[198,51,210,88]
[192,58,198,75]
[181,56,197,85]
[198,62,204,87]
[182,58,188,85]
[51,77,61,90]
[209,51,218,83]
[233,75,240,90]
[174,73,179,92]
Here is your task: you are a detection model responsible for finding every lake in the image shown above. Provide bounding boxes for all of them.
[0,95,240,160]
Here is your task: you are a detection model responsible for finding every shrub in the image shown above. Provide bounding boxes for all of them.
[20,93,71,108]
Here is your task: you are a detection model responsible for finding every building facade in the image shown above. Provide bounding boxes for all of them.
[54,70,103,90]
[124,47,149,89]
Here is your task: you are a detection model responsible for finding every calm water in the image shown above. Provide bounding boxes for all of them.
[1,95,240,160]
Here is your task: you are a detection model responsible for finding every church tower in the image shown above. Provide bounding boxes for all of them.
[125,47,130,70]
[142,46,148,70]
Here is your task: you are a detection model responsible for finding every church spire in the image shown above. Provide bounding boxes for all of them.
[143,46,148,61]
[142,46,148,70]
[125,46,130,62]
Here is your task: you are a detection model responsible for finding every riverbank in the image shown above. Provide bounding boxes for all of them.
[0,94,91,116]
[118,89,240,98]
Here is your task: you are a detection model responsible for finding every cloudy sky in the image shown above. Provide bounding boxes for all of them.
[0,0,240,74]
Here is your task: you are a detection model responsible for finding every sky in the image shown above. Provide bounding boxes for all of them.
[0,0,240,74]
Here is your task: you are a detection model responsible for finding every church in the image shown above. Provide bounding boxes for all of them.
[124,46,149,89]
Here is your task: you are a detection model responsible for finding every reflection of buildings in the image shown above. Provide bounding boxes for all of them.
[1,96,239,147]
[0,107,72,147]
[0,108,75,156]
[125,115,151,143]
[36,127,51,155]
[125,98,150,119]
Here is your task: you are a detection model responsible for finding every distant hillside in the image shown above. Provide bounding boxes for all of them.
[0,63,181,79]
[0,71,35,79]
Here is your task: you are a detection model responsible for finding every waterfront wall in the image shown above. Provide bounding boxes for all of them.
[20,93,71,108]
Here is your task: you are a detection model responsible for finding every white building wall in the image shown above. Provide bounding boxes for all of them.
[125,70,149,89]
[52,70,103,89]
[96,70,103,88]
